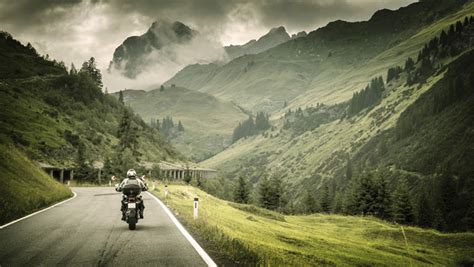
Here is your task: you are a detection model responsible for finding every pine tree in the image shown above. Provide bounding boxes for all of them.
[255,112,270,131]
[26,42,38,56]
[374,172,391,219]
[333,193,343,214]
[439,30,448,46]
[268,176,283,210]
[118,90,124,104]
[404,57,415,72]
[463,17,469,27]
[455,21,463,32]
[432,208,447,231]
[177,121,185,132]
[435,171,457,230]
[75,142,93,181]
[117,109,138,154]
[353,174,378,215]
[320,184,331,213]
[392,180,414,224]
[303,190,317,214]
[233,176,250,204]
[70,63,78,75]
[258,177,272,209]
[80,57,102,88]
[416,190,433,228]
[448,24,455,38]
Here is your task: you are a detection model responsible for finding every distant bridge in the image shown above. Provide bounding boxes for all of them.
[37,161,216,183]
[140,161,217,180]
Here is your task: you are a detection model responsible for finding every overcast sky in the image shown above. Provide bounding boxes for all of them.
[0,0,415,85]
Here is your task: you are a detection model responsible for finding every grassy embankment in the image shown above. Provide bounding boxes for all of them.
[154,184,474,266]
[0,144,72,225]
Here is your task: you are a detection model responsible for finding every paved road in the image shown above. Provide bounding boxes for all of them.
[0,187,207,266]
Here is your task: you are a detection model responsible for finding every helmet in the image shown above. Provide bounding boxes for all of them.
[127,169,137,179]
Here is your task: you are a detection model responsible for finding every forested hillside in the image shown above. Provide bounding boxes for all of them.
[200,11,474,232]
[0,32,181,182]
[115,86,247,161]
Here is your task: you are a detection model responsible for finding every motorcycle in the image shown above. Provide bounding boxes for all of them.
[115,181,147,230]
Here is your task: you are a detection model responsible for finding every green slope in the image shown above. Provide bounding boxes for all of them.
[201,15,474,230]
[156,184,474,266]
[118,87,247,161]
[0,32,181,167]
[163,63,220,91]
[164,0,468,113]
[289,0,474,110]
[0,144,72,225]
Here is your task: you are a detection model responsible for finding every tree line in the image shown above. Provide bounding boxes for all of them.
[348,77,385,116]
[232,112,270,143]
[149,116,185,138]
[385,15,474,87]
[232,175,288,212]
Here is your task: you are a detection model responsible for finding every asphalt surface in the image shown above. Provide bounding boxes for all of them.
[0,187,207,266]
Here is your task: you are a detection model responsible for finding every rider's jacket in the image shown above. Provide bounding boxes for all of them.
[117,178,148,191]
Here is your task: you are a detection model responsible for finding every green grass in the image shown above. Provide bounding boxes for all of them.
[0,144,72,225]
[202,71,443,180]
[154,184,474,266]
[119,87,247,161]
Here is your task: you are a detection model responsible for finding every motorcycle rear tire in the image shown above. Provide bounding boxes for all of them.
[128,215,137,230]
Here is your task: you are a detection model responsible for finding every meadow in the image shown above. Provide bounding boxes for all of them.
[153,184,474,266]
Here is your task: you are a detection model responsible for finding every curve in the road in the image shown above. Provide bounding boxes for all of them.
[0,187,214,267]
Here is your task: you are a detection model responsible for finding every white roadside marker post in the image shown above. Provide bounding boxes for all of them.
[194,197,199,220]
[164,185,168,198]
[110,176,116,187]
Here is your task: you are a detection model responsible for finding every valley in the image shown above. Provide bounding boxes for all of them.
[1,0,474,265]
[117,87,247,161]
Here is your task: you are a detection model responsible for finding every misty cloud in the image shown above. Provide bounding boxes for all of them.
[0,0,415,91]
[105,32,227,91]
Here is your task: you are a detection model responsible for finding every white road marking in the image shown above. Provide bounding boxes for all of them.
[0,192,77,230]
[147,192,217,267]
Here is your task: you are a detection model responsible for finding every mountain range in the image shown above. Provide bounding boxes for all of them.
[109,20,296,81]
[224,26,293,59]
[164,0,469,113]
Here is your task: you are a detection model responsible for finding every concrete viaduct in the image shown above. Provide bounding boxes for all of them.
[141,161,217,180]
[38,161,216,183]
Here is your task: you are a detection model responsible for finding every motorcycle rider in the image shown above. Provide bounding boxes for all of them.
[116,169,148,220]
